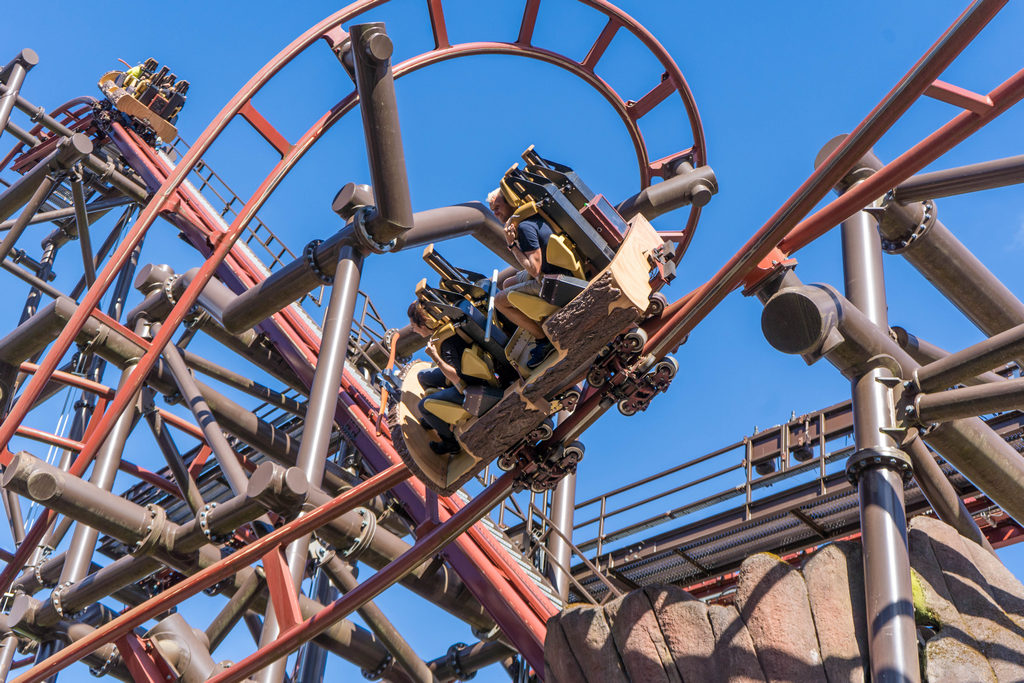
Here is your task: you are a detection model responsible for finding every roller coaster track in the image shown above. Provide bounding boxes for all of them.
[0,1,1022,682]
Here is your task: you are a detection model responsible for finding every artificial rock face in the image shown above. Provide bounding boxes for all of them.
[545,516,1024,682]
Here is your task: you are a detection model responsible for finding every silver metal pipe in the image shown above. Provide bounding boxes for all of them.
[905,436,992,553]
[761,281,1024,525]
[893,153,1024,203]
[70,178,96,287]
[0,49,37,143]
[57,323,144,586]
[322,556,437,683]
[293,568,334,683]
[161,339,250,496]
[891,326,1005,386]
[914,320,1024,392]
[914,378,1024,422]
[546,467,576,602]
[616,163,718,220]
[838,195,918,683]
[260,246,364,683]
[350,22,414,243]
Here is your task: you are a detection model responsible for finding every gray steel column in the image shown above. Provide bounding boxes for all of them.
[0,634,18,680]
[70,176,97,288]
[762,281,1024,525]
[147,614,221,683]
[350,22,414,242]
[321,555,437,683]
[546,466,576,602]
[905,436,992,553]
[53,233,144,584]
[292,568,334,683]
[840,203,919,683]
[0,134,92,256]
[257,246,364,683]
[819,136,1024,338]
[56,338,144,586]
[142,388,205,516]
[161,340,250,495]
[893,153,1024,203]
[0,49,37,143]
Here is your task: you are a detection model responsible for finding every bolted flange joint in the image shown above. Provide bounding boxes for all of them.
[303,239,335,284]
[878,196,935,254]
[353,205,397,254]
[131,503,169,556]
[361,651,393,680]
[198,501,233,545]
[340,507,377,562]
[447,642,476,681]
[846,446,913,485]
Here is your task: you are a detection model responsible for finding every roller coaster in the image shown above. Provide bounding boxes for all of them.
[0,1,1022,681]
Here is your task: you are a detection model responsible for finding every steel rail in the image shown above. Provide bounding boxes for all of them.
[12,463,412,683]
[778,68,1024,255]
[643,0,1008,359]
[203,471,517,683]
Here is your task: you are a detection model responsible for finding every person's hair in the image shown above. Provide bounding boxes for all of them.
[407,301,430,329]
[486,188,504,210]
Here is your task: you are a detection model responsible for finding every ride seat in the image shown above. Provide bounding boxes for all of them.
[545,233,585,280]
[460,346,499,386]
[421,397,471,425]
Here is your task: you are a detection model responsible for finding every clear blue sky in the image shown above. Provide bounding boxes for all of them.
[2,1,1024,680]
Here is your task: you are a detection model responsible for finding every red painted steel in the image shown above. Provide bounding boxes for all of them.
[204,471,518,683]
[117,461,183,499]
[114,634,168,683]
[238,101,293,157]
[925,79,994,113]
[644,0,1008,359]
[13,463,412,683]
[778,66,1024,255]
[263,547,304,631]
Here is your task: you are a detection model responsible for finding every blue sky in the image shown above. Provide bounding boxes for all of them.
[3,1,1024,680]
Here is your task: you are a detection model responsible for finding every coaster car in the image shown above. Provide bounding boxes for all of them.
[98,59,188,143]
[389,149,667,493]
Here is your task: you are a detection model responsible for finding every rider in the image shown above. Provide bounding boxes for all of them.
[408,302,487,455]
[488,188,572,369]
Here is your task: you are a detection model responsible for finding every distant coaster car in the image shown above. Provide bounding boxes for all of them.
[390,149,671,495]
[98,58,188,143]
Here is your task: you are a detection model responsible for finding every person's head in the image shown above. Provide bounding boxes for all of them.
[487,188,513,223]
[407,302,435,338]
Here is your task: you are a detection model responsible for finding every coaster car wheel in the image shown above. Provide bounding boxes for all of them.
[561,441,585,466]
[617,398,640,417]
[558,388,581,413]
[645,292,667,318]
[528,420,554,443]
[621,328,647,354]
[653,356,679,382]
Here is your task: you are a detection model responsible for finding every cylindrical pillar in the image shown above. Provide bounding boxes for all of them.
[350,22,414,243]
[259,247,364,683]
[838,198,918,683]
[57,330,145,586]
[293,568,334,683]
[322,556,436,683]
[0,49,38,142]
[546,468,576,602]
[905,437,992,553]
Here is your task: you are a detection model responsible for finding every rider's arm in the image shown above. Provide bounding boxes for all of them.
[427,338,467,392]
[521,248,543,279]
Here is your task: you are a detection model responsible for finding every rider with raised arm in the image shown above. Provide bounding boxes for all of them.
[488,188,572,369]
